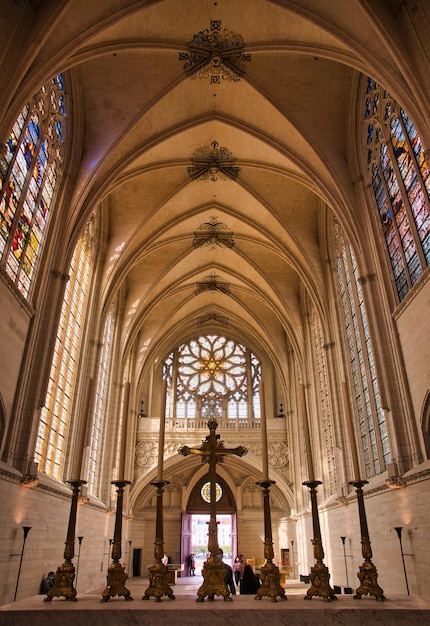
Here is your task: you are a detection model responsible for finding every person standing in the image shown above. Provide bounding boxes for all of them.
[188,553,196,576]
[233,556,242,586]
[239,564,261,595]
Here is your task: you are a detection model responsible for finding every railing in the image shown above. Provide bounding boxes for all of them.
[164,417,261,431]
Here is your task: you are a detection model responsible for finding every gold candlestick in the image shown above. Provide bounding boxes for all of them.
[303,480,337,602]
[142,480,175,602]
[255,480,287,602]
[102,480,133,602]
[349,480,385,601]
[44,480,86,602]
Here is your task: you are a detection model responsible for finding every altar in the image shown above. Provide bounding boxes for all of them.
[147,563,184,584]
[1,576,429,626]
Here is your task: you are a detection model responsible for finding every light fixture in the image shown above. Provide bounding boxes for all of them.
[394,527,410,595]
[75,536,84,591]
[138,401,146,418]
[193,217,234,250]
[195,272,231,296]
[197,310,229,326]
[340,536,353,592]
[14,526,31,602]
[179,20,251,83]
[187,141,240,182]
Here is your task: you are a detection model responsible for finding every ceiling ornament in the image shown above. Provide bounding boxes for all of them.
[193,216,234,250]
[197,310,229,327]
[195,272,231,296]
[179,20,251,83]
[187,140,240,182]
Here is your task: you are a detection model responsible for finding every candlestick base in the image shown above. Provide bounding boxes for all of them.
[354,558,385,602]
[256,560,287,602]
[102,561,133,602]
[45,559,77,602]
[196,555,232,602]
[304,555,337,602]
[142,560,175,602]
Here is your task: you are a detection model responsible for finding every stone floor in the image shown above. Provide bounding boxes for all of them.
[1,575,430,625]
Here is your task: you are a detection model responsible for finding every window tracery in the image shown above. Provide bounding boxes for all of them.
[35,219,93,478]
[163,335,261,422]
[335,225,391,478]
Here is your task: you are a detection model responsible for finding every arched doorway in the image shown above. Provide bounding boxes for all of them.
[181,474,237,575]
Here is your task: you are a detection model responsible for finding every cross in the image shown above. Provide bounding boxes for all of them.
[179,417,247,601]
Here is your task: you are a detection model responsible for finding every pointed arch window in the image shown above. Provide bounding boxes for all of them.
[35,218,94,479]
[335,225,391,478]
[0,74,66,297]
[364,78,430,301]
[163,335,261,424]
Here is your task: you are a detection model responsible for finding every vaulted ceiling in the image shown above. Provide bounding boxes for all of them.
[6,0,426,385]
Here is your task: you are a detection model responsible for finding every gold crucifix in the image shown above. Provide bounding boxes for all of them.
[179,416,247,601]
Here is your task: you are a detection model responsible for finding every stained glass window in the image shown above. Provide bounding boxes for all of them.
[164,335,261,421]
[35,218,94,478]
[87,309,114,494]
[201,481,222,503]
[312,309,337,492]
[0,75,66,298]
[335,225,391,478]
[364,78,430,301]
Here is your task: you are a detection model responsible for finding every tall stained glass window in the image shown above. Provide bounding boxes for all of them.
[311,309,337,492]
[335,224,391,478]
[163,335,261,422]
[35,217,94,479]
[87,309,114,494]
[0,75,66,297]
[364,78,430,301]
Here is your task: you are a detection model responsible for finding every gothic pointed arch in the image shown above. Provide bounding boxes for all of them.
[187,475,236,513]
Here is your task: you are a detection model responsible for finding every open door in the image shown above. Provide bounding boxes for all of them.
[231,512,237,559]
[132,548,142,577]
[181,512,192,576]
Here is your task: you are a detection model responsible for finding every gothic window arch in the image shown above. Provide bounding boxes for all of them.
[163,335,261,422]
[35,217,94,479]
[364,77,430,301]
[335,224,391,479]
[0,74,66,298]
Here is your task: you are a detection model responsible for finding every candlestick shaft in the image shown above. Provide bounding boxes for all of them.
[157,379,168,480]
[300,384,315,481]
[259,380,269,480]
[74,377,93,480]
[119,382,130,479]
